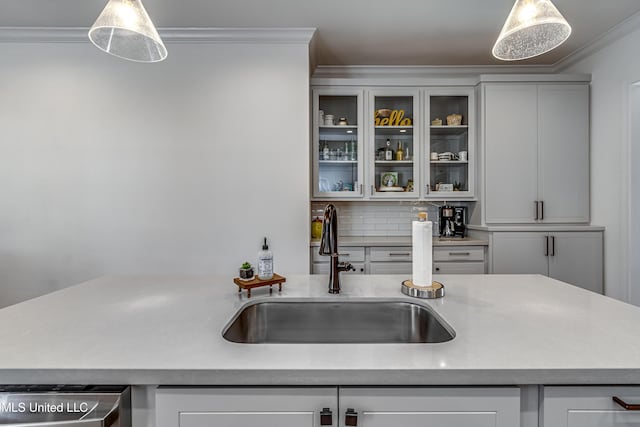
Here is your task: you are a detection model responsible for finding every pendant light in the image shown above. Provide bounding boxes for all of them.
[492,0,572,61]
[88,0,167,63]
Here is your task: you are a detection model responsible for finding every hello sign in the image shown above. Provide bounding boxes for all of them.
[374,110,413,126]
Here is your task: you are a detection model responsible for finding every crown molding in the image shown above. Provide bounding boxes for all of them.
[0,27,316,44]
[311,64,556,86]
[553,10,640,72]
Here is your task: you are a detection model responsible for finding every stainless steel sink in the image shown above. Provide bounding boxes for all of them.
[222,300,455,344]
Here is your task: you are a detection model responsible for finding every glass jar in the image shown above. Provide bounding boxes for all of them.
[311,211,323,239]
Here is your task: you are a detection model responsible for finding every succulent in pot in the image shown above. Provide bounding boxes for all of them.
[239,262,255,281]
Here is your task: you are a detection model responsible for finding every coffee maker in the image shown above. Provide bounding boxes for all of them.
[439,205,466,238]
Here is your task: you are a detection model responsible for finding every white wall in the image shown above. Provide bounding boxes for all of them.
[0,40,310,307]
[630,85,640,306]
[562,25,640,302]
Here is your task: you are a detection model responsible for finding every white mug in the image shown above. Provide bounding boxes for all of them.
[430,152,439,161]
[459,151,468,161]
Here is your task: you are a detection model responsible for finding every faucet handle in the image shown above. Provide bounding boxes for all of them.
[338,261,355,272]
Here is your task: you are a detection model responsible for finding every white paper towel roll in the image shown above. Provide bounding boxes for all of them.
[412,219,433,287]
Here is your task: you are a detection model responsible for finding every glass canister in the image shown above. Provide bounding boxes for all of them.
[311,210,324,239]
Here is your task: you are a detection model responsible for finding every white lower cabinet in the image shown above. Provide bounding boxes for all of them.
[156,387,336,427]
[490,231,603,293]
[340,387,520,427]
[542,386,640,426]
[311,245,487,275]
[156,387,520,427]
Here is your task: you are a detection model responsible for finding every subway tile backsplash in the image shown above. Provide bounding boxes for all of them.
[311,202,442,237]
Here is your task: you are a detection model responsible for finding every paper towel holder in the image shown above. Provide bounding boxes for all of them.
[401,280,445,299]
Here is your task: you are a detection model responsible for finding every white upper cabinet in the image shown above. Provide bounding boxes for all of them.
[538,85,590,223]
[482,82,590,224]
[368,88,421,199]
[312,88,364,199]
[311,86,478,201]
[484,84,539,223]
[424,87,476,199]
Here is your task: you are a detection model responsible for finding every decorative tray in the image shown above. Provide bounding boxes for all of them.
[233,273,286,298]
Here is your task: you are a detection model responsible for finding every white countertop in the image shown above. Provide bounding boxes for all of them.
[310,236,488,247]
[1,274,639,385]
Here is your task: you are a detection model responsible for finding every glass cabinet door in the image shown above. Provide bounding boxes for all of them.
[425,88,475,199]
[369,90,419,199]
[312,90,363,198]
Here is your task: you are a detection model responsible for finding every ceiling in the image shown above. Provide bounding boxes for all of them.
[3,0,640,66]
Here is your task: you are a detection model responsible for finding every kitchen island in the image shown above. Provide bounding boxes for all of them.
[1,274,640,426]
[0,273,639,385]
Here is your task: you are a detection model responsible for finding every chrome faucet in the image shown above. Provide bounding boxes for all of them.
[319,204,355,294]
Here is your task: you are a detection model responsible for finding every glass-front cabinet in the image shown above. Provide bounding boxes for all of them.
[312,89,364,198]
[368,89,420,199]
[311,86,475,201]
[424,88,475,199]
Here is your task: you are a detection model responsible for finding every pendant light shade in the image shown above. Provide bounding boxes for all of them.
[88,0,167,63]
[492,0,571,61]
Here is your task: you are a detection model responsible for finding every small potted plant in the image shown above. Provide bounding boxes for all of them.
[239,262,255,281]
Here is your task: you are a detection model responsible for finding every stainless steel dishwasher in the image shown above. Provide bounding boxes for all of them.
[0,385,130,426]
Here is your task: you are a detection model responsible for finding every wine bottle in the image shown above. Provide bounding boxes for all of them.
[385,139,394,160]
[396,141,404,161]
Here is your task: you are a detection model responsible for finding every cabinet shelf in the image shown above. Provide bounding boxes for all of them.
[319,160,358,164]
[430,160,469,164]
[375,126,414,136]
[430,125,469,136]
[320,125,358,128]
[375,160,414,165]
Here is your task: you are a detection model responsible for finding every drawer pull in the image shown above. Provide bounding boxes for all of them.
[320,408,333,425]
[341,253,351,257]
[449,252,471,256]
[345,408,358,426]
[389,252,411,256]
[613,396,640,410]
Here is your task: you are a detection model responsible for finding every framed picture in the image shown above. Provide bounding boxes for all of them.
[380,172,398,187]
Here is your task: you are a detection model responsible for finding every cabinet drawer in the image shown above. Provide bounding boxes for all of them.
[340,387,520,427]
[370,247,412,262]
[311,246,365,263]
[312,262,365,274]
[433,262,485,274]
[433,246,484,261]
[369,262,412,275]
[543,386,640,426]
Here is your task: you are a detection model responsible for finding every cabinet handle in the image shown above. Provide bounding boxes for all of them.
[544,236,549,257]
[341,253,351,257]
[435,267,440,272]
[550,235,555,257]
[449,252,470,256]
[320,408,333,425]
[345,408,358,426]
[540,201,545,220]
[359,184,363,194]
[371,185,375,196]
[613,396,640,410]
[389,252,411,256]
[535,201,539,220]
